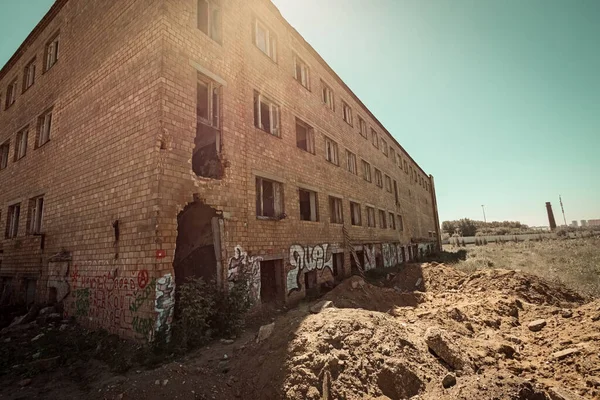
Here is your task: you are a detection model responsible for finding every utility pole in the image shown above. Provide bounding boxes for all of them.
[559,195,567,227]
[481,205,487,223]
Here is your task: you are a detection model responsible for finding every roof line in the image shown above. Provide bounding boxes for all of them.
[264,1,430,178]
[0,0,69,82]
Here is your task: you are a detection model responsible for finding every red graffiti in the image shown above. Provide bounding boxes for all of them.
[71,265,80,289]
[137,270,149,289]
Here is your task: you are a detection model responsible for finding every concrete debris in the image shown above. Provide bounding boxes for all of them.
[527,319,547,332]
[561,309,573,318]
[256,322,275,343]
[309,300,334,314]
[547,386,588,400]
[550,348,580,361]
[39,306,56,316]
[31,333,45,342]
[496,343,517,359]
[424,327,471,371]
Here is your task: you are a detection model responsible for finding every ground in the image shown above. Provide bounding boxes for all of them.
[1,237,599,399]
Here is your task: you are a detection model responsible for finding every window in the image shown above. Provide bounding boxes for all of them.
[254,91,280,136]
[254,19,277,61]
[394,180,399,204]
[329,196,343,224]
[414,169,418,183]
[361,160,371,182]
[6,203,20,239]
[296,118,315,153]
[397,215,404,231]
[346,150,357,175]
[0,141,9,170]
[198,74,220,128]
[332,253,343,278]
[342,101,353,125]
[44,34,59,72]
[37,109,53,147]
[294,55,310,89]
[14,127,28,161]
[378,210,387,229]
[381,139,388,156]
[371,129,378,148]
[321,80,334,110]
[385,175,392,192]
[374,169,383,188]
[350,202,361,226]
[366,207,376,227]
[404,160,408,173]
[324,137,339,165]
[23,58,36,91]
[358,116,367,138]
[390,148,395,163]
[389,212,396,230]
[28,196,44,234]
[256,177,283,218]
[299,189,318,222]
[197,0,222,43]
[5,78,17,109]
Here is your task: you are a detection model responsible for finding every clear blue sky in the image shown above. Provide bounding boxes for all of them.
[2,0,598,227]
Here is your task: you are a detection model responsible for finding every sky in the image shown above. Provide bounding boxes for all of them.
[1,0,599,227]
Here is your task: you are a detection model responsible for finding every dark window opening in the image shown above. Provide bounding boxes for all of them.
[304,269,317,290]
[256,177,283,218]
[296,119,315,153]
[299,189,318,221]
[261,259,284,303]
[333,253,343,279]
[329,196,343,224]
[350,202,361,226]
[194,75,222,178]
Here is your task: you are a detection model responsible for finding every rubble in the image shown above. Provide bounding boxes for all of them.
[256,322,275,343]
[424,327,472,371]
[527,319,547,332]
[309,300,334,314]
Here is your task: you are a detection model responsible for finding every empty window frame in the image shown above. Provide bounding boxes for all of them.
[374,168,383,188]
[390,148,395,163]
[358,116,368,138]
[0,141,9,170]
[371,129,378,148]
[366,206,376,227]
[378,209,387,229]
[197,0,222,43]
[361,160,371,182]
[299,189,318,222]
[37,109,53,148]
[28,196,44,234]
[44,34,59,72]
[14,127,28,161]
[350,202,361,226]
[254,91,280,136]
[329,196,343,224]
[6,203,20,239]
[389,212,396,230]
[342,101,353,125]
[296,118,315,153]
[321,80,334,110]
[346,150,357,175]
[5,78,17,109]
[324,136,339,165]
[404,160,408,173]
[23,58,36,92]
[381,139,388,156]
[397,214,404,231]
[393,180,399,204]
[197,74,220,128]
[254,19,277,61]
[256,177,283,218]
[294,55,310,89]
[385,174,392,192]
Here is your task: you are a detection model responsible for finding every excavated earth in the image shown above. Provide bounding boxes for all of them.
[2,263,600,399]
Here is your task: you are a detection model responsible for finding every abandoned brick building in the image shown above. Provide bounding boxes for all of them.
[0,0,441,340]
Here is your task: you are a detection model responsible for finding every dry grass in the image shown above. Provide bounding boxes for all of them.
[445,237,600,298]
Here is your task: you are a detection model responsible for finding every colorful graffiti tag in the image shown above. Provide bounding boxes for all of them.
[287,244,333,293]
[227,246,263,304]
[155,274,175,339]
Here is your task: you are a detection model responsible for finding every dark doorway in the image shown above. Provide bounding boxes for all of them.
[332,252,344,280]
[260,259,284,303]
[351,250,364,275]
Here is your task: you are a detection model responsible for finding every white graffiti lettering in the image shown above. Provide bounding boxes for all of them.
[287,244,333,293]
[227,246,263,304]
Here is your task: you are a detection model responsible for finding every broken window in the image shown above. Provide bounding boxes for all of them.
[385,174,392,193]
[294,55,310,89]
[14,127,28,161]
[397,214,404,231]
[44,33,59,72]
[299,189,318,222]
[194,73,222,178]
[371,128,378,148]
[329,196,343,224]
[362,160,371,182]
[321,80,334,111]
[350,202,361,226]
[394,180,399,204]
[324,137,339,165]
[254,91,280,136]
[358,116,368,138]
[296,118,315,153]
[381,139,388,156]
[256,177,283,218]
[366,207,376,228]
[342,101,353,125]
[378,210,387,229]
[389,212,396,230]
[375,169,383,188]
[6,203,20,239]
[28,196,44,234]
[37,109,52,148]
[5,78,17,109]
[346,150,357,175]
[197,0,222,43]
[23,58,36,91]
[0,141,9,170]
[255,19,277,61]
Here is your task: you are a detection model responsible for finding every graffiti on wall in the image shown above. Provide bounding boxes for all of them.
[48,260,71,302]
[287,244,333,294]
[396,244,405,264]
[382,243,398,268]
[227,246,263,304]
[155,274,175,339]
[363,245,376,271]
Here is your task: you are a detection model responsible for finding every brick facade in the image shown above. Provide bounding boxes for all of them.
[0,0,441,340]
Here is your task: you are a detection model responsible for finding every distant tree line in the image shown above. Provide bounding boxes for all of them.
[442,219,531,236]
